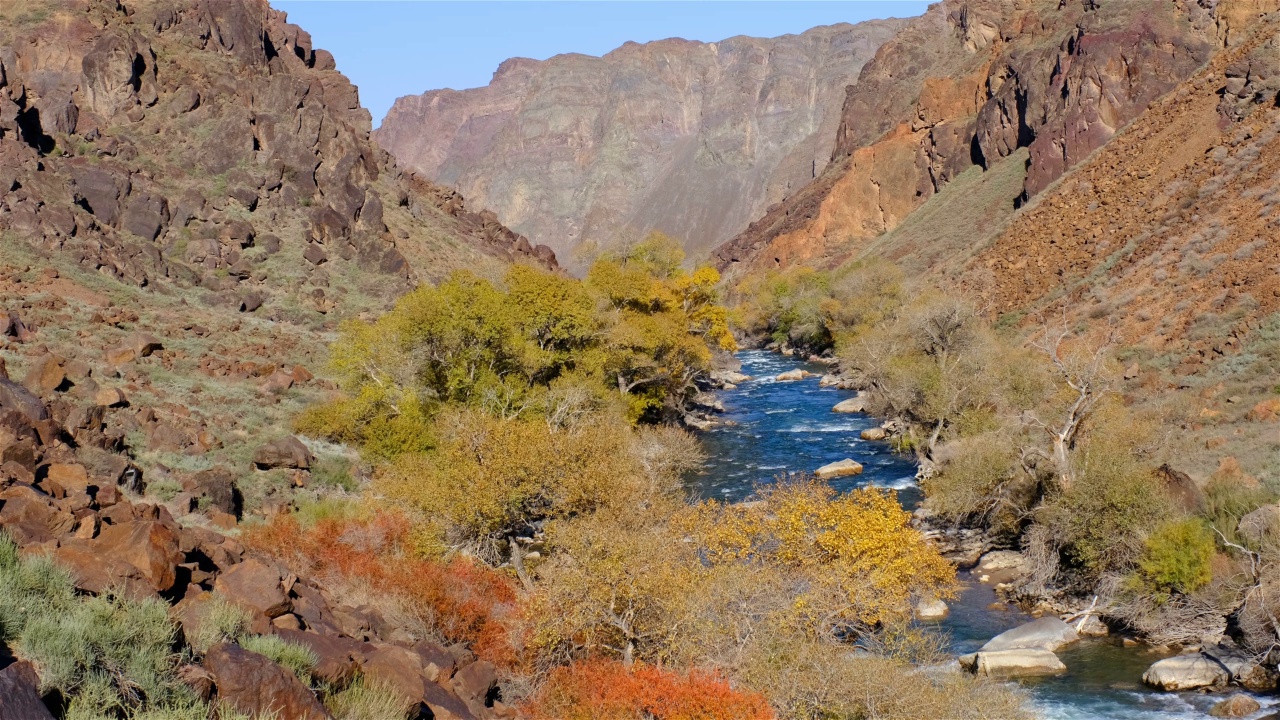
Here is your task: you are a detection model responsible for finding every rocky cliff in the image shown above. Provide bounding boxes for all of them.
[712,0,1226,277]
[376,20,906,267]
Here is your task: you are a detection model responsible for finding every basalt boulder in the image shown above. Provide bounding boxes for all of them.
[203,643,332,720]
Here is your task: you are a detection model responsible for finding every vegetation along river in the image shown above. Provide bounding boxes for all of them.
[690,350,1272,720]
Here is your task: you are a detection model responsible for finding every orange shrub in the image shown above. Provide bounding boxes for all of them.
[526,659,775,720]
[244,511,522,666]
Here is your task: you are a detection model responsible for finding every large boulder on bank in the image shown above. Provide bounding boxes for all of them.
[860,427,887,441]
[253,435,313,470]
[833,396,867,413]
[1201,641,1279,691]
[959,648,1067,678]
[815,459,863,479]
[1142,654,1230,691]
[980,616,1079,653]
[203,643,332,719]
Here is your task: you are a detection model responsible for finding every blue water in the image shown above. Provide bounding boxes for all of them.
[688,350,919,503]
[691,350,1277,720]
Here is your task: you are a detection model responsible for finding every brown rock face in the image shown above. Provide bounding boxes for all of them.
[712,0,1222,277]
[377,21,906,266]
[253,435,313,470]
[0,661,55,720]
[203,643,332,720]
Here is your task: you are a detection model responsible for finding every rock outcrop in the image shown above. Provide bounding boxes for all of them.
[0,0,556,304]
[376,20,905,266]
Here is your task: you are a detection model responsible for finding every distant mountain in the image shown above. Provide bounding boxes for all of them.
[375,20,906,268]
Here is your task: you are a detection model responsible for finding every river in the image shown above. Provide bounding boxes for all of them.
[688,350,1273,720]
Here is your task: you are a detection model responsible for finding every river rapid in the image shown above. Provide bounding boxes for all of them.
[688,350,1274,720]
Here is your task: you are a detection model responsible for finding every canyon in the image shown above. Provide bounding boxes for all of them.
[376,19,905,266]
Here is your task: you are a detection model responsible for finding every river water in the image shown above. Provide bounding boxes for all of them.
[689,350,1274,720]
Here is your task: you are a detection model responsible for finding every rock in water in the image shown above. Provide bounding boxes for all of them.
[1142,655,1230,691]
[980,616,1080,653]
[959,649,1067,678]
[775,369,809,382]
[1209,694,1261,717]
[915,596,949,620]
[815,459,863,479]
[860,427,887,441]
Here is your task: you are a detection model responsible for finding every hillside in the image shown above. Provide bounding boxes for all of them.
[712,0,1226,278]
[375,20,905,267]
[718,0,1280,486]
[0,0,557,514]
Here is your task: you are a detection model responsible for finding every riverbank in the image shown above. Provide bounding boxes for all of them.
[694,350,1279,719]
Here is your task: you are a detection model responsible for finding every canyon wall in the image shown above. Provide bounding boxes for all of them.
[376,20,906,267]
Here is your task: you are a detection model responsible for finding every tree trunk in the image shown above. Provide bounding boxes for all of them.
[1053,434,1073,488]
[508,537,534,592]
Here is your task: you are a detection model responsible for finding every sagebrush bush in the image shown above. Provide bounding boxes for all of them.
[324,675,412,720]
[188,594,251,654]
[238,634,318,684]
[0,534,200,717]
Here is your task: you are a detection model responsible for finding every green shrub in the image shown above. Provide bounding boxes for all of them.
[188,595,252,654]
[238,634,318,685]
[1133,518,1215,595]
[0,534,204,716]
[325,675,411,720]
[1202,476,1274,546]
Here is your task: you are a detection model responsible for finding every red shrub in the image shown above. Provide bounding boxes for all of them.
[245,511,522,666]
[526,659,775,720]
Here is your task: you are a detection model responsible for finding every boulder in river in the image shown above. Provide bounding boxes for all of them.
[1209,694,1261,717]
[1142,654,1230,691]
[832,394,867,413]
[959,649,1066,678]
[860,427,887,441]
[815,459,863,479]
[980,617,1080,653]
[775,369,810,382]
[914,596,949,621]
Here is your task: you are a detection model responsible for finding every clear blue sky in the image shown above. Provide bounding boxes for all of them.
[272,2,931,127]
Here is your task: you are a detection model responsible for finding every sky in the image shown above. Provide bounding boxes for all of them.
[273,1,932,127]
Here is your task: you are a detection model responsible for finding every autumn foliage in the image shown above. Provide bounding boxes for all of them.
[525,659,775,720]
[243,509,523,666]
